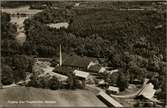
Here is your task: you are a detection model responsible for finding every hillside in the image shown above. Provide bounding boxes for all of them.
[1,1,166,107]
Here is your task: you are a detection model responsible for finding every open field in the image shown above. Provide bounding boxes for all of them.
[0,86,106,107]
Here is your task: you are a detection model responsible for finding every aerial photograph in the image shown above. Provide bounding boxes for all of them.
[0,0,166,107]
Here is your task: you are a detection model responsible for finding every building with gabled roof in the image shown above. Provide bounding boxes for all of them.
[73,70,90,88]
[87,61,98,69]
[107,86,119,94]
[138,83,156,99]
[62,55,97,70]
[137,82,162,103]
[73,70,90,80]
[99,67,106,73]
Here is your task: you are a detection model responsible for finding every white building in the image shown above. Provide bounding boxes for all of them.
[106,69,118,75]
[99,67,106,73]
[139,83,156,99]
[73,70,90,80]
[74,3,80,7]
[47,22,69,29]
[87,61,98,69]
[107,86,119,94]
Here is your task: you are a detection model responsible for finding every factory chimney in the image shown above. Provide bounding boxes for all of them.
[59,44,62,66]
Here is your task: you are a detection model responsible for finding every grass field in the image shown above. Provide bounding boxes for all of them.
[0,86,106,107]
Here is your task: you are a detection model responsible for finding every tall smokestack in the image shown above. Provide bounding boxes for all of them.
[59,44,62,66]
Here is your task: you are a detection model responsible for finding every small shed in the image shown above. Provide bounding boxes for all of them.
[73,70,90,88]
[50,72,68,82]
[74,3,80,7]
[97,79,109,89]
[87,61,98,69]
[98,80,105,85]
[99,67,106,73]
[107,86,119,94]
[106,69,118,75]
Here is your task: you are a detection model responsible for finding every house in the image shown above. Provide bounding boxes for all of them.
[58,45,100,71]
[97,91,123,107]
[107,86,119,94]
[97,79,109,89]
[51,73,68,82]
[106,69,118,75]
[138,83,156,99]
[73,70,90,88]
[87,61,98,69]
[137,83,161,103]
[74,3,80,7]
[62,55,97,70]
[98,79,105,85]
[73,70,90,80]
[99,67,106,73]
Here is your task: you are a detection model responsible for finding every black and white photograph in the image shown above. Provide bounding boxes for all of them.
[0,0,166,107]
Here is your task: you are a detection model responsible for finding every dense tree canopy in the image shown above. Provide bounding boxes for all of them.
[1,13,34,84]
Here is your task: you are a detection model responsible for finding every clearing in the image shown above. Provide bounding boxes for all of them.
[0,86,106,107]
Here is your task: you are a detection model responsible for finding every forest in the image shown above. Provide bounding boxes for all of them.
[1,1,166,105]
[1,13,33,84]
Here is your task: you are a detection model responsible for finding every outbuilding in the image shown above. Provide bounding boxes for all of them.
[107,86,119,94]
[73,70,90,88]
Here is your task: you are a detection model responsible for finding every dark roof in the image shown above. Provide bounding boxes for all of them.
[62,55,97,68]
[53,66,74,76]
[88,64,101,72]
